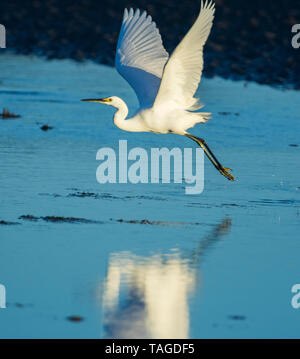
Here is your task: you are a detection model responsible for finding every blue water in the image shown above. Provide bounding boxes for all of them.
[0,54,300,338]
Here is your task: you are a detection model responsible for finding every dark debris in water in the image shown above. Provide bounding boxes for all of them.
[67,191,121,200]
[41,191,167,202]
[228,315,246,321]
[19,214,103,224]
[221,203,242,207]
[42,216,102,224]
[40,124,53,131]
[218,112,240,116]
[67,316,84,322]
[19,215,39,221]
[68,191,101,199]
[0,219,20,225]
[16,214,204,227]
[112,218,202,227]
[0,108,21,119]
[69,191,167,201]
[289,144,298,147]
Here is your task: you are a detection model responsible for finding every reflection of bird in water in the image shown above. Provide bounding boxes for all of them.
[81,1,235,181]
[101,218,232,339]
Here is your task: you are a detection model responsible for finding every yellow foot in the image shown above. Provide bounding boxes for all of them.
[220,168,235,181]
[223,167,232,172]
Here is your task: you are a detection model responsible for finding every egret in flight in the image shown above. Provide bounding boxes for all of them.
[82,0,235,181]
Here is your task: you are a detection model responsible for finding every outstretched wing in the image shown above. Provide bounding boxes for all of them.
[153,0,215,111]
[115,8,169,109]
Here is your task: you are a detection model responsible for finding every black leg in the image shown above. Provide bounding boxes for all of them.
[185,134,235,181]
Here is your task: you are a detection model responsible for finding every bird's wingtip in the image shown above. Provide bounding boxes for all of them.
[128,8,134,17]
[123,8,129,22]
[200,0,215,12]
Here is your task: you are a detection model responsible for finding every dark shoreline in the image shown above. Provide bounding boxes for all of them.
[1,0,300,89]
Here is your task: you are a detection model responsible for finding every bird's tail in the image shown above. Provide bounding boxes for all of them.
[199,112,212,122]
[184,110,211,129]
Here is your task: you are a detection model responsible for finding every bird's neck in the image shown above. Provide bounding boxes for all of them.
[113,99,129,131]
[113,100,144,132]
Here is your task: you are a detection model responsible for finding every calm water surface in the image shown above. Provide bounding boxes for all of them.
[0,54,299,338]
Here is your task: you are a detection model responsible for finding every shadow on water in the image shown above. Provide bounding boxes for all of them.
[101,218,232,339]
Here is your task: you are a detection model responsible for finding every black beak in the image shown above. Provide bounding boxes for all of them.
[81,98,110,103]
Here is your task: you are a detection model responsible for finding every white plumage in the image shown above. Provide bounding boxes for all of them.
[115,1,214,132]
[82,0,235,181]
[116,8,169,109]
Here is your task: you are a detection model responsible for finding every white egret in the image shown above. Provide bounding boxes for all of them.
[82,0,235,181]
